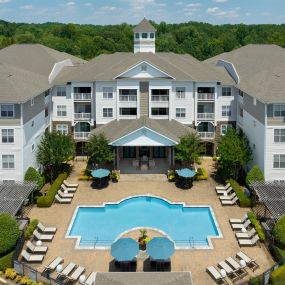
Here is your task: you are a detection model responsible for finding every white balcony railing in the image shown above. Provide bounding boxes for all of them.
[197,93,215,101]
[198,132,215,139]
[151,95,169,102]
[74,132,90,140]
[119,95,137,102]
[197,113,215,120]
[74,113,92,120]
[73,93,92,101]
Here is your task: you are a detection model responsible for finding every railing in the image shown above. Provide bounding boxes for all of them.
[73,93,92,100]
[80,237,113,248]
[197,113,215,120]
[197,93,215,100]
[198,132,215,139]
[74,113,91,120]
[151,95,169,102]
[119,95,137,102]
[175,237,208,248]
[74,132,90,140]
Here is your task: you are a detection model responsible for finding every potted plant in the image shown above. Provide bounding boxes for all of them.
[111,170,120,182]
[167,170,175,182]
[138,229,151,250]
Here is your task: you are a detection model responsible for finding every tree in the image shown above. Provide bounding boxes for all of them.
[245,165,264,186]
[36,131,74,181]
[175,133,204,166]
[24,166,45,191]
[86,133,114,166]
[217,128,252,180]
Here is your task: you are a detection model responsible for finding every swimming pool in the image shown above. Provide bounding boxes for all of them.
[66,195,222,249]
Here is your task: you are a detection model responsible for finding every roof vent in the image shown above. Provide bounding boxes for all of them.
[141,65,147,72]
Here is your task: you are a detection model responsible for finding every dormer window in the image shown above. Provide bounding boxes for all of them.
[142,33,148,39]
[150,33,154,39]
[135,33,139,39]
[141,65,147,71]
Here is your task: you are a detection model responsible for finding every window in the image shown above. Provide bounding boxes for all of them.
[119,89,137,101]
[103,108,113,118]
[103,87,113,99]
[119,108,137,116]
[135,33,139,39]
[74,87,91,94]
[150,33,154,39]
[57,105,67,117]
[141,65,147,71]
[274,129,285,143]
[32,144,35,152]
[239,104,243,118]
[197,87,215,94]
[45,90,50,97]
[274,105,285,117]
[31,120,34,127]
[273,154,285,168]
[222,87,232,96]
[31,98,34,106]
[56,87,66,96]
[238,89,244,97]
[220,124,232,135]
[176,108,186,118]
[151,89,169,101]
[222,105,231,117]
[45,107,49,118]
[176,87,186,99]
[2,155,14,169]
[2,180,15,184]
[56,124,68,135]
[142,33,148,39]
[2,129,14,143]
[0,104,14,118]
[151,108,169,116]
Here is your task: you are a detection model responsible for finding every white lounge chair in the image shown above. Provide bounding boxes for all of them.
[215,183,231,190]
[84,272,97,285]
[61,184,77,193]
[55,194,72,204]
[207,266,229,284]
[26,241,48,253]
[33,229,54,241]
[37,222,57,233]
[225,257,248,278]
[221,196,239,206]
[57,262,77,279]
[43,256,64,273]
[58,189,74,199]
[67,266,85,282]
[231,219,251,231]
[238,235,259,246]
[217,187,233,196]
[63,180,79,188]
[21,250,44,263]
[218,261,239,282]
[220,192,236,200]
[236,251,259,271]
[236,228,256,239]
[229,214,248,224]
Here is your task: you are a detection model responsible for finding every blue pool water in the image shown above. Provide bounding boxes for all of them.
[67,196,220,248]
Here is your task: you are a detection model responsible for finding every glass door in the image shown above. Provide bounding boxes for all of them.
[123,146,136,158]
[153,146,166,158]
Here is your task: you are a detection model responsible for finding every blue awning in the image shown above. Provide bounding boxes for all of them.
[91,168,110,178]
[111,238,139,262]
[146,237,175,260]
[176,168,195,178]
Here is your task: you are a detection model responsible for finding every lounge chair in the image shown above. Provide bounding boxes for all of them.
[84,272,97,285]
[220,192,236,201]
[225,257,248,278]
[61,184,77,193]
[231,219,251,231]
[67,266,85,282]
[215,183,231,190]
[218,261,239,282]
[26,241,48,253]
[206,266,229,284]
[216,187,233,196]
[42,256,64,273]
[21,250,44,263]
[57,262,77,279]
[63,180,79,188]
[33,229,54,241]
[236,228,256,239]
[229,214,248,224]
[238,235,260,246]
[236,251,260,271]
[58,189,74,199]
[37,222,57,233]
[221,196,239,206]
[55,194,72,204]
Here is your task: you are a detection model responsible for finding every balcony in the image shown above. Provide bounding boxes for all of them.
[119,95,137,102]
[197,113,215,120]
[198,132,215,139]
[73,93,92,101]
[197,93,215,101]
[74,113,92,121]
[151,95,169,102]
[74,132,90,140]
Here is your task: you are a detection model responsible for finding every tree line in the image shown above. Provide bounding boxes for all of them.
[0,19,284,60]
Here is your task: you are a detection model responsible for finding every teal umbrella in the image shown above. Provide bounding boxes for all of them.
[146,237,175,260]
[176,168,195,178]
[111,238,139,262]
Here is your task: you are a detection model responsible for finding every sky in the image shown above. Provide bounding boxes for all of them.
[0,0,284,25]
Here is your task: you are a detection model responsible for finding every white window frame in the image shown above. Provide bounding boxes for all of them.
[273,104,285,118]
[222,87,232,96]
[222,105,231,117]
[175,87,186,99]
[103,108,113,118]
[57,105,67,117]
[103,87,113,99]
[57,86,66,97]
[220,124,232,135]
[176,108,186,118]
[1,129,14,143]
[56,124,68,135]
[274,129,285,143]
[2,154,15,169]
[0,104,14,118]
[31,98,34,106]
[273,154,285,169]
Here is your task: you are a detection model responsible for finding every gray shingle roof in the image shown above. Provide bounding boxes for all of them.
[91,116,195,144]
[133,18,156,32]
[204,44,285,103]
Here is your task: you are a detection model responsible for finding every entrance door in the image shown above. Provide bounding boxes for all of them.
[153,146,166,158]
[123,146,136,158]
[139,146,149,157]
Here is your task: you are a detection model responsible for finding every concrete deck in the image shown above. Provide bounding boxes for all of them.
[27,158,274,285]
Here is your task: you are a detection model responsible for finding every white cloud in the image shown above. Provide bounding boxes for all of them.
[187,3,201,8]
[245,12,251,16]
[102,6,118,11]
[176,1,184,5]
[206,6,239,18]
[212,0,228,3]
[84,2,92,7]
[0,0,10,3]
[20,5,34,10]
[66,1,76,6]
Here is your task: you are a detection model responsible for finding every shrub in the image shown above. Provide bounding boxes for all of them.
[167,170,175,182]
[20,276,33,285]
[246,165,264,186]
[228,179,251,207]
[195,157,202,165]
[247,212,266,242]
[271,265,285,285]
[15,275,22,283]
[24,167,45,191]
[0,213,20,256]
[195,167,208,180]
[84,168,92,176]
[24,219,39,240]
[273,215,285,249]
[37,172,68,207]
[0,251,13,271]
[5,268,17,280]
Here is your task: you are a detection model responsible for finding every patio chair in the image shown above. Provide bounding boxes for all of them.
[58,189,74,199]
[216,187,233,196]
[33,229,54,241]
[221,196,239,206]
[61,184,77,193]
[149,159,155,168]
[206,266,229,284]
[57,262,77,279]
[236,228,256,239]
[218,261,239,282]
[67,266,85,282]
[225,257,248,278]
[37,222,57,233]
[63,180,79,188]
[231,219,251,231]
[26,241,48,253]
[229,214,248,224]
[238,235,260,247]
[236,251,260,271]
[215,183,231,190]
[219,192,236,201]
[132,160,139,168]
[84,272,97,285]
[21,250,44,263]
[42,256,64,273]
[55,194,72,204]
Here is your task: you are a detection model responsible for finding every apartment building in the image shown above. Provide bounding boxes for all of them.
[0,18,284,180]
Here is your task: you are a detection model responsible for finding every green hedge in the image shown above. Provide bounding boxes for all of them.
[24,167,45,191]
[195,167,208,180]
[37,172,68,207]
[247,212,265,242]
[246,165,264,187]
[24,219,39,240]
[0,251,13,271]
[271,265,285,285]
[228,179,251,207]
[273,215,285,249]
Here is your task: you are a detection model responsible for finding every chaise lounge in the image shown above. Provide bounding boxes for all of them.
[63,180,79,188]
[42,256,64,273]
[221,196,239,206]
[84,272,97,285]
[231,219,251,231]
[207,266,229,284]
[215,183,231,190]
[26,241,48,253]
[236,251,260,271]
[55,194,72,204]
[229,214,248,224]
[33,229,54,241]
[236,228,256,239]
[58,189,74,199]
[21,250,44,263]
[37,222,57,233]
[238,235,260,246]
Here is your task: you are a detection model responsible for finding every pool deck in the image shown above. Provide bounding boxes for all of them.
[27,158,274,285]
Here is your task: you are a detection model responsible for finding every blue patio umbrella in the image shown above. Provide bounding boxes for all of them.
[176,168,196,178]
[146,237,175,260]
[91,168,110,178]
[111,238,139,262]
